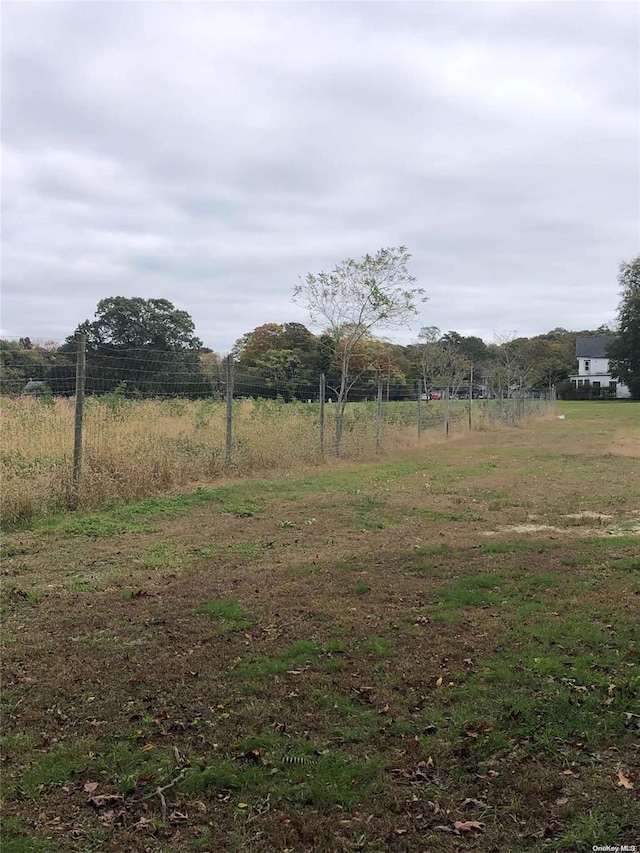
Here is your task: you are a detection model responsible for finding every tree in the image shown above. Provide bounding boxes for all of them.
[439,331,489,367]
[233,323,285,363]
[68,297,202,351]
[607,255,640,399]
[63,297,206,396]
[294,247,425,454]
[0,339,73,395]
[415,327,471,399]
[486,333,532,400]
[415,326,443,398]
[200,350,225,398]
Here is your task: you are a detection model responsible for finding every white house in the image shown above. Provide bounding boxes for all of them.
[569,336,631,398]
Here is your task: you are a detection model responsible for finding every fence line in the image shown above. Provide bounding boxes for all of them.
[1,343,556,524]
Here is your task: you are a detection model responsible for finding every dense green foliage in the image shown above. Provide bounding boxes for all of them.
[61,297,208,397]
[607,255,640,399]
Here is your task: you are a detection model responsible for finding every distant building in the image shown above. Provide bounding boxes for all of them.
[569,336,631,398]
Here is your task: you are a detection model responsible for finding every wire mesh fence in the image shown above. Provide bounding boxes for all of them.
[1,338,556,524]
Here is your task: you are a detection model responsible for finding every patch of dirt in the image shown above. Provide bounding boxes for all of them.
[483,524,563,535]
[564,511,613,520]
[610,431,640,457]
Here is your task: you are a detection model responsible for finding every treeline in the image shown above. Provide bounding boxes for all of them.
[0,308,613,400]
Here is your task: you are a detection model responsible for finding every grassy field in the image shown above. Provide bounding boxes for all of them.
[0,395,544,526]
[1,402,638,852]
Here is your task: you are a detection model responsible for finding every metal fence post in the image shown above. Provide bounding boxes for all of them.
[376,377,383,448]
[71,334,86,508]
[225,354,234,466]
[319,373,326,456]
[444,387,450,437]
[468,364,474,430]
[417,381,422,439]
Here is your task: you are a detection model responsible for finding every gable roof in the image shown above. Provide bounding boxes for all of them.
[575,336,616,358]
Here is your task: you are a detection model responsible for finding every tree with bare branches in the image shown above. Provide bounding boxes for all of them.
[294,247,425,454]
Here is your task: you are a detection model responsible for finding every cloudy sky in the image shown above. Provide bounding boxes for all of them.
[2,1,638,353]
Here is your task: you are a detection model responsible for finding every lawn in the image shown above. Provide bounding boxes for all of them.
[1,402,639,852]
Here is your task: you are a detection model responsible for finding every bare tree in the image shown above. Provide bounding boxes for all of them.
[486,333,532,420]
[416,326,471,399]
[294,247,426,454]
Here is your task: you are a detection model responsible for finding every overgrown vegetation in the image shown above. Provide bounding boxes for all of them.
[0,395,549,526]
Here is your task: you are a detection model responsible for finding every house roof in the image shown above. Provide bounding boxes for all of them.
[575,336,616,358]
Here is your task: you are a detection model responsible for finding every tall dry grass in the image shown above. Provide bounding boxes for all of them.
[0,394,550,525]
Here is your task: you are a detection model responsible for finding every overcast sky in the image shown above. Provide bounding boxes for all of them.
[2,1,638,353]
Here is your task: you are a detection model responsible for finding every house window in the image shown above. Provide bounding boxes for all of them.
[609,381,617,391]
[592,381,601,390]
[584,359,590,372]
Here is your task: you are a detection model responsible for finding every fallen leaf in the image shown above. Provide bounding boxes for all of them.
[395,829,408,835]
[554,797,569,806]
[618,769,634,789]
[88,794,124,808]
[141,743,155,751]
[462,797,487,809]
[83,781,99,793]
[169,811,188,822]
[237,802,249,809]
[561,769,575,776]
[435,676,443,687]
[454,820,486,835]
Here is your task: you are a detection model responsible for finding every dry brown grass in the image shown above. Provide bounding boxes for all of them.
[1,396,490,525]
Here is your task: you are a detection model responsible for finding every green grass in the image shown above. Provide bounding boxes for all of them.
[577,535,640,549]
[14,737,177,800]
[360,635,393,656]
[554,807,637,849]
[0,827,58,853]
[479,539,556,554]
[606,555,640,571]
[177,750,379,808]
[195,599,251,634]
[413,543,454,556]
[231,639,323,678]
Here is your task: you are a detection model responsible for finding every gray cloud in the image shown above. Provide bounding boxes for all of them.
[2,1,638,351]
